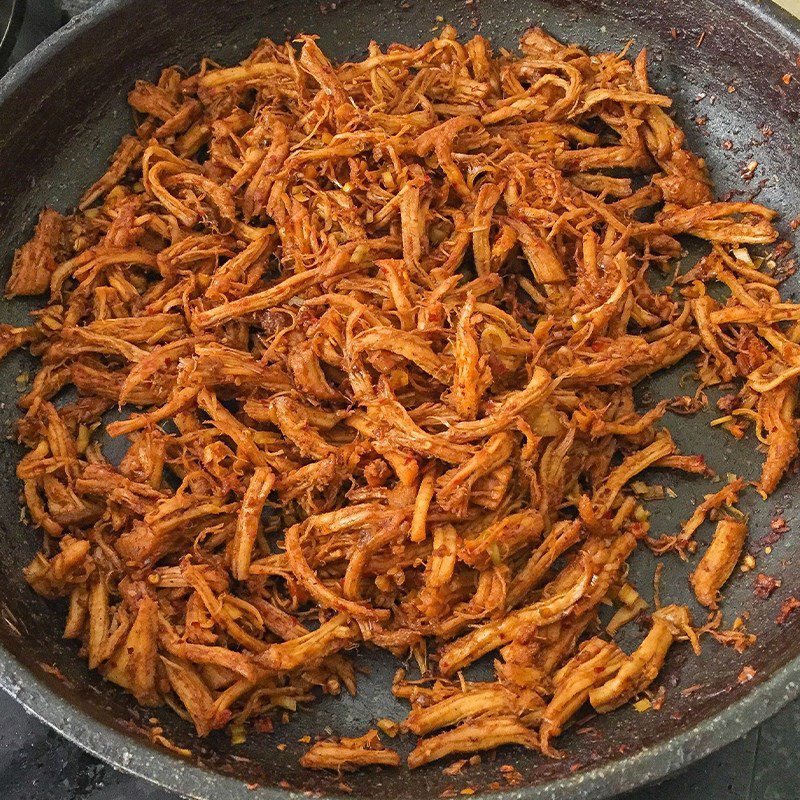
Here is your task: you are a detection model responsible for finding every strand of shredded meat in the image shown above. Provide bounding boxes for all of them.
[2,25,791,771]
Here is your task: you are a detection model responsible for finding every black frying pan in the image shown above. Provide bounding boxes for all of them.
[0,1,799,798]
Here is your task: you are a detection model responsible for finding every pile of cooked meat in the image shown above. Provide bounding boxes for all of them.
[1,24,794,771]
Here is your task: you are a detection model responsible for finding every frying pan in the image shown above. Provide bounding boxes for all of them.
[0,0,799,798]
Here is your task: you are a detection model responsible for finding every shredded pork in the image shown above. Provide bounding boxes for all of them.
[2,25,794,771]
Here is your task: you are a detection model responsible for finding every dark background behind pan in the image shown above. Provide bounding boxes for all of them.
[0,1,799,798]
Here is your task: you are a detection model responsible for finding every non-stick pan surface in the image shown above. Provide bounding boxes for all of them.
[1,1,799,798]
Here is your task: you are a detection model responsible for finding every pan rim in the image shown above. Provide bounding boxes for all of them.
[1,0,799,797]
